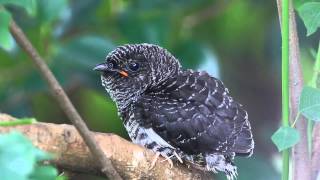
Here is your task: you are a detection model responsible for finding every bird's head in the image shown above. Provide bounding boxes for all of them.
[93,43,181,109]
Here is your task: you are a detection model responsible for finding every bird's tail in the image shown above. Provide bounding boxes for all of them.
[205,154,237,180]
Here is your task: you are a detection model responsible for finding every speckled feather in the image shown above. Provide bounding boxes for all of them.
[96,43,254,180]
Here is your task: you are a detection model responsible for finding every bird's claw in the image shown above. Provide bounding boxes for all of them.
[160,155,174,168]
[148,152,160,170]
[149,151,181,170]
[173,151,183,163]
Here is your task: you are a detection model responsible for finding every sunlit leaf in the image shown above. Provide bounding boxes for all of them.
[298,2,320,36]
[299,86,320,121]
[271,127,300,151]
[0,10,14,51]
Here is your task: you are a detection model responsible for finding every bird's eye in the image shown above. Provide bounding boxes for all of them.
[108,60,118,69]
[128,62,140,71]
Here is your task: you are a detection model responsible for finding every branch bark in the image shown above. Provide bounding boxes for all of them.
[276,1,311,180]
[312,42,320,180]
[0,114,210,180]
[9,20,122,179]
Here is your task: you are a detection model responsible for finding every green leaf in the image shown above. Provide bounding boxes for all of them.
[0,0,37,16]
[298,2,320,36]
[271,127,300,151]
[0,132,57,180]
[0,10,14,51]
[29,165,58,180]
[0,131,37,180]
[299,86,320,121]
[0,118,37,127]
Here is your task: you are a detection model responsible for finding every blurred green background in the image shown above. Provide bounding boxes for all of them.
[1,0,319,179]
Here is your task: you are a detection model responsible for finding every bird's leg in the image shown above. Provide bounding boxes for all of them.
[148,152,161,170]
[149,151,182,170]
[173,151,183,163]
[160,154,174,168]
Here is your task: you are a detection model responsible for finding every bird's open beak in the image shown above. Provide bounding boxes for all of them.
[93,63,108,71]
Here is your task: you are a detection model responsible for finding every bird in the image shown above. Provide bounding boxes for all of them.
[93,43,254,180]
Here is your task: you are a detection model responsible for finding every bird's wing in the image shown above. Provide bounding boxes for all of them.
[138,70,253,156]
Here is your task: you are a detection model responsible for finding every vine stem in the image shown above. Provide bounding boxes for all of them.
[281,0,290,179]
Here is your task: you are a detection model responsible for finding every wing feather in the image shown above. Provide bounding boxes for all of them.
[134,70,253,156]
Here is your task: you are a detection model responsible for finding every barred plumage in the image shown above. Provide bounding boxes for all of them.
[94,43,254,180]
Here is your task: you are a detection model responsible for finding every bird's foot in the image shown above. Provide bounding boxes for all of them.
[173,151,183,163]
[160,154,174,168]
[148,152,161,170]
[149,151,182,170]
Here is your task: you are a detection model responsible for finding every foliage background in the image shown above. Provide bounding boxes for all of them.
[1,0,319,179]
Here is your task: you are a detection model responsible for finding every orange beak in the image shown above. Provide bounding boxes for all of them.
[119,70,129,77]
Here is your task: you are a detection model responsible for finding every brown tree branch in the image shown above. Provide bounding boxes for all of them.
[288,3,311,180]
[276,1,311,180]
[0,114,210,180]
[9,20,122,179]
[312,42,320,180]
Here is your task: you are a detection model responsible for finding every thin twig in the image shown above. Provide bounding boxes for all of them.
[276,1,311,180]
[9,20,122,180]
